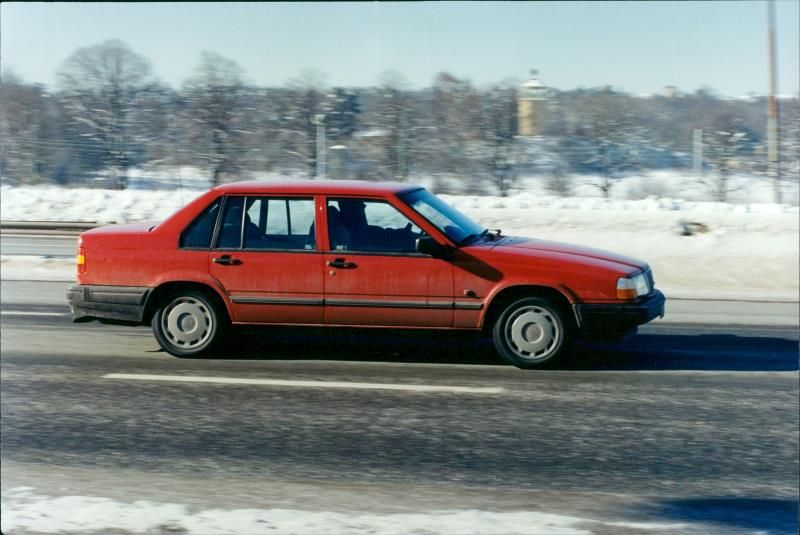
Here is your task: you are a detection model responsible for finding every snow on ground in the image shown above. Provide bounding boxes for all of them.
[440,194,799,301]
[1,170,798,300]
[1,255,75,282]
[1,487,687,535]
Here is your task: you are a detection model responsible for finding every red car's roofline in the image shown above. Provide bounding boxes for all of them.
[214,179,422,196]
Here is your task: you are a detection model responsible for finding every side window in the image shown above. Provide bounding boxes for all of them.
[216,196,246,249]
[180,198,221,249]
[327,198,422,253]
[239,197,316,251]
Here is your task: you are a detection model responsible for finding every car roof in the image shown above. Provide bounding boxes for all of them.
[214,179,422,196]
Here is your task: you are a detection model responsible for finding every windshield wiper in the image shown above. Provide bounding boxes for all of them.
[459,229,490,246]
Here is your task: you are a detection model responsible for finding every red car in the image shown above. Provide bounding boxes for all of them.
[68,180,665,369]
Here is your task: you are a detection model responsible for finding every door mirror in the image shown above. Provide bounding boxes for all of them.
[416,235,447,258]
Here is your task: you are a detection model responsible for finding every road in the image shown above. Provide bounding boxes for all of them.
[1,280,798,534]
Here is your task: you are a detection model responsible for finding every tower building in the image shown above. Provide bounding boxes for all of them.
[517,70,549,137]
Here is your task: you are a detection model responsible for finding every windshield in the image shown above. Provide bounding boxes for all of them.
[399,189,484,245]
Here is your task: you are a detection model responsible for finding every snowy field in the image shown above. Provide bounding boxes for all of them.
[1,169,798,301]
[1,487,686,535]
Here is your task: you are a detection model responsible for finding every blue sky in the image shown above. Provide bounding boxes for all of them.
[2,1,798,96]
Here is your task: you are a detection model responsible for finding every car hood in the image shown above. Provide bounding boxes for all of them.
[489,236,647,272]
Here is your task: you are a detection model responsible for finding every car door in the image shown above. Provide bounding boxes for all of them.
[208,195,324,324]
[322,197,454,327]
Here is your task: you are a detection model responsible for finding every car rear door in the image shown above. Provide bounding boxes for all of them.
[208,194,325,324]
[322,196,454,327]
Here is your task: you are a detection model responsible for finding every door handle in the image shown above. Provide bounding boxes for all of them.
[213,255,242,266]
[326,258,356,269]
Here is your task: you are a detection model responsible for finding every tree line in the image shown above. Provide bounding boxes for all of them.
[1,39,798,200]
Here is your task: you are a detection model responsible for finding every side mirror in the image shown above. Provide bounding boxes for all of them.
[416,235,447,258]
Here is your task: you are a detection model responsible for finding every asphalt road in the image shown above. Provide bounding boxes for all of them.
[1,280,798,534]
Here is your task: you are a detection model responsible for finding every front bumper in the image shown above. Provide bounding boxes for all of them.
[67,284,152,324]
[574,290,666,338]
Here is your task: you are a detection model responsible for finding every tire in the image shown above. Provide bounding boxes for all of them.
[152,290,225,357]
[492,296,571,369]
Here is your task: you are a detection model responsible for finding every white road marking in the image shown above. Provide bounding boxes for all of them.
[1,311,67,317]
[103,373,505,394]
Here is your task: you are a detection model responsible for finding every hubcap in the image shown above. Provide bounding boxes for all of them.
[505,305,560,361]
[162,297,212,349]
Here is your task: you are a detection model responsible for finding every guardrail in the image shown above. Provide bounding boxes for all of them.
[0,221,98,235]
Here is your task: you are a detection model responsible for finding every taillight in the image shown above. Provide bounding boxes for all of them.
[77,246,86,274]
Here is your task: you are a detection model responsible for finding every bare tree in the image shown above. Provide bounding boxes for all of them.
[284,69,328,177]
[429,73,483,190]
[57,40,153,188]
[182,52,248,185]
[702,113,752,202]
[0,74,46,183]
[371,71,414,181]
[778,98,800,199]
[480,85,517,195]
[325,87,360,144]
[576,90,647,197]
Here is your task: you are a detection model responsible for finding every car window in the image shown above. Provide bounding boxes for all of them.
[179,198,221,249]
[327,198,421,253]
[216,196,246,249]
[216,196,315,251]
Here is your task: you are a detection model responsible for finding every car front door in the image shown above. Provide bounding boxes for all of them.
[322,197,454,327]
[208,195,324,324]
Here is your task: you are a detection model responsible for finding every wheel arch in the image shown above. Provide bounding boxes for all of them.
[481,284,579,332]
[142,281,231,325]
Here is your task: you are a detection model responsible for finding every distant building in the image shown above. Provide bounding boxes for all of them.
[517,70,549,137]
[660,85,679,98]
[328,145,349,180]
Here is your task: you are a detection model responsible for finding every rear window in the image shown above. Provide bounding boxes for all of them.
[179,198,221,249]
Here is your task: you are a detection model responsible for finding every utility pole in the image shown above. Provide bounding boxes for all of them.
[398,105,408,180]
[314,114,326,179]
[766,0,781,203]
[693,129,703,177]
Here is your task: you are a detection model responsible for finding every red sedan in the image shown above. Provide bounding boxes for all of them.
[68,180,665,369]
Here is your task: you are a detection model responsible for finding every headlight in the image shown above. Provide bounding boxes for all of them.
[617,272,650,299]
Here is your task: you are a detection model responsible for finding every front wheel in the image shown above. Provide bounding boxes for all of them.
[152,290,224,357]
[492,297,571,369]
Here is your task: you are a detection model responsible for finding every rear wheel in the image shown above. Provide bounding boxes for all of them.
[492,296,570,369]
[152,290,225,357]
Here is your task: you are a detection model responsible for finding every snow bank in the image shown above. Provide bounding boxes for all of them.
[1,487,687,535]
[439,194,799,301]
[1,255,74,282]
[2,170,797,224]
[421,170,800,206]
[0,185,207,225]
[1,175,798,300]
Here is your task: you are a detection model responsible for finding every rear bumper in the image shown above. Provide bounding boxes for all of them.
[574,290,666,338]
[67,284,151,324]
